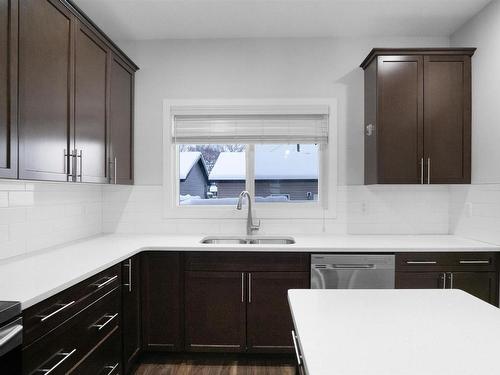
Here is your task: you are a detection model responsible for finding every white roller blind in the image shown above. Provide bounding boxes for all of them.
[172,111,329,144]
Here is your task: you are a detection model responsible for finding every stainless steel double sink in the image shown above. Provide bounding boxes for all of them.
[200,236,295,245]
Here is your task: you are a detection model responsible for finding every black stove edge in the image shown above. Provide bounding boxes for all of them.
[0,301,21,325]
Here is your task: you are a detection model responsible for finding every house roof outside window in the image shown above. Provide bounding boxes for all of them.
[179,151,209,180]
[209,144,318,181]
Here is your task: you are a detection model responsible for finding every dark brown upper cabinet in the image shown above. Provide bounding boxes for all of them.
[74,23,109,183]
[109,54,134,185]
[0,0,18,179]
[18,0,74,181]
[16,0,137,184]
[361,48,475,185]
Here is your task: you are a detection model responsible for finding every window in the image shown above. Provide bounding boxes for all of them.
[177,143,319,206]
[164,100,337,218]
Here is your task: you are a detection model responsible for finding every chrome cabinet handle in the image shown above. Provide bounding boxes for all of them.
[241,273,244,303]
[123,259,132,292]
[104,363,120,375]
[406,261,437,265]
[427,157,431,184]
[64,149,77,181]
[77,150,83,182]
[449,272,454,289]
[93,275,118,289]
[420,157,424,184]
[248,273,252,303]
[460,260,490,264]
[37,349,76,374]
[291,330,302,367]
[114,157,117,184]
[91,313,118,331]
[39,301,75,322]
[441,272,447,289]
[64,149,68,177]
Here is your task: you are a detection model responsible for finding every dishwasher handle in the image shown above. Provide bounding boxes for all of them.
[331,264,375,269]
[314,264,376,270]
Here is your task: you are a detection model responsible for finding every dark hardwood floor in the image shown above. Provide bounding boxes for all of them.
[134,354,297,375]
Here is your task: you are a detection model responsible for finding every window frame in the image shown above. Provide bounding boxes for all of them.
[163,99,338,219]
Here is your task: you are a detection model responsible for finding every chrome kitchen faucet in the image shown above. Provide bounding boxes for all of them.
[236,191,260,235]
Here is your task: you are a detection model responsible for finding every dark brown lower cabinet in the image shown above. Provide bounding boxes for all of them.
[68,327,121,375]
[451,272,498,306]
[247,272,309,352]
[396,272,445,289]
[141,252,182,351]
[185,271,246,352]
[22,286,121,374]
[183,254,310,353]
[122,256,141,374]
[396,252,499,306]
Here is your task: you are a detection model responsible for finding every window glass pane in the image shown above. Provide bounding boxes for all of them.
[178,144,246,205]
[254,144,319,202]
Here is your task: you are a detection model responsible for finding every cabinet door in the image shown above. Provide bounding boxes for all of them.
[109,54,134,185]
[424,55,471,184]
[122,256,141,374]
[141,253,182,351]
[377,55,424,183]
[18,0,73,181]
[396,272,445,289]
[185,271,246,352]
[451,272,498,306]
[0,0,17,179]
[74,23,108,183]
[247,272,309,353]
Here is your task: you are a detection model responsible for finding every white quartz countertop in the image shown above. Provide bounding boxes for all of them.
[0,233,498,309]
[288,289,500,375]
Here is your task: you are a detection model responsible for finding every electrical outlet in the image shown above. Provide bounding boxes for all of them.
[361,201,368,214]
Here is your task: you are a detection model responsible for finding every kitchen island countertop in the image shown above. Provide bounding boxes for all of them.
[288,289,500,375]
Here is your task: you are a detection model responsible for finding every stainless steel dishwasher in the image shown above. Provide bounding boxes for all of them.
[311,254,395,289]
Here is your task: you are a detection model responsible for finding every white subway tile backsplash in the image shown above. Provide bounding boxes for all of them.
[102,184,451,236]
[0,179,102,262]
[0,181,26,191]
[0,208,26,224]
[8,191,35,206]
[450,184,500,245]
[0,192,8,208]
[0,224,9,243]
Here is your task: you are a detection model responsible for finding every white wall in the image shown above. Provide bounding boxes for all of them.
[449,0,500,244]
[101,36,452,236]
[451,0,500,184]
[0,180,102,261]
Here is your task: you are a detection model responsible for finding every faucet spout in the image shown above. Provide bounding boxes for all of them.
[236,191,260,235]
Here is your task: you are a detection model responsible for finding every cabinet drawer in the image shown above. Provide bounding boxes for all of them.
[185,252,309,272]
[69,327,121,375]
[23,287,121,375]
[396,252,497,271]
[23,264,121,346]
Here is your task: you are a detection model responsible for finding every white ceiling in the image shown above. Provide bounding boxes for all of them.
[73,0,492,41]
